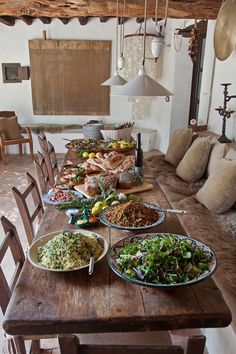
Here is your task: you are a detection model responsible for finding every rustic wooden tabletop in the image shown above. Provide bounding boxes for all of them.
[3,150,232,336]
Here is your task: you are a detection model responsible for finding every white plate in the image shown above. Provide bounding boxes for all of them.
[42,189,83,205]
[28,230,109,272]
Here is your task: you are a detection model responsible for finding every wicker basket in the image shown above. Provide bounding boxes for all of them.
[101,127,133,140]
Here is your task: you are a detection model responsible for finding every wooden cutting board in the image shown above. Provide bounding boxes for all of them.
[74,181,154,198]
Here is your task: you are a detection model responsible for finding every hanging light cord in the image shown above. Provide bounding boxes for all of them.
[154,0,159,27]
[142,0,148,67]
[164,0,169,29]
[115,0,119,71]
[120,0,126,56]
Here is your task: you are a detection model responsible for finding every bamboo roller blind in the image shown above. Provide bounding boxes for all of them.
[29,40,111,115]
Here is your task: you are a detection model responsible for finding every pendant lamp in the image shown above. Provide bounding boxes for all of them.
[151,0,168,61]
[101,0,126,86]
[112,0,173,97]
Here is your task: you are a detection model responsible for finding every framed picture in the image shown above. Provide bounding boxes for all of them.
[2,63,21,83]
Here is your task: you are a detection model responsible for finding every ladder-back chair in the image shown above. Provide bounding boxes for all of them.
[59,331,206,354]
[59,335,184,354]
[0,111,34,163]
[41,141,59,186]
[12,172,44,245]
[0,215,62,354]
[34,151,52,196]
[37,130,48,152]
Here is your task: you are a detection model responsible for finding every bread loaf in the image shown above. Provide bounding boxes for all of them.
[84,176,100,196]
[105,152,126,170]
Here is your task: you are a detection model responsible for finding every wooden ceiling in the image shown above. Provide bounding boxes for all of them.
[0,1,222,26]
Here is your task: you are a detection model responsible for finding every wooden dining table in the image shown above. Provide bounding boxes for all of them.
[3,150,232,337]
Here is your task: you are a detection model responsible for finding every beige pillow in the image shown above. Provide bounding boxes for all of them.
[176,137,211,182]
[225,148,236,161]
[3,116,22,140]
[207,143,226,176]
[165,128,193,167]
[0,117,7,139]
[196,160,236,214]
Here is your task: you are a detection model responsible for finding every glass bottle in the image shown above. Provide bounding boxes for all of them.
[135,133,143,176]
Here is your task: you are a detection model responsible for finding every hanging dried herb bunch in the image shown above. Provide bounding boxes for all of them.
[188,21,199,62]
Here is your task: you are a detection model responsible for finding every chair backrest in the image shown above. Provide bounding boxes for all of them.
[34,151,52,195]
[58,335,184,354]
[12,172,44,244]
[0,111,16,118]
[0,216,25,314]
[41,141,59,186]
[37,130,48,152]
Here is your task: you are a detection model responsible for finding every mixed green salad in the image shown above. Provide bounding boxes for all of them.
[116,234,214,285]
[38,231,103,270]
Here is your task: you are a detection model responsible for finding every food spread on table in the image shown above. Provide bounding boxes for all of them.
[103,201,160,227]
[65,138,136,154]
[38,231,103,270]
[49,189,75,203]
[115,233,214,285]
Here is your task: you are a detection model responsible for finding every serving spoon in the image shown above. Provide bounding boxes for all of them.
[158,208,187,215]
[89,256,95,275]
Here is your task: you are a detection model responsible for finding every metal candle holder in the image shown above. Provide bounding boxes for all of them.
[215,83,235,143]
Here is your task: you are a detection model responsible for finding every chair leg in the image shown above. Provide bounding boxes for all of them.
[1,145,6,163]
[30,339,41,354]
[59,334,80,354]
[169,329,206,354]
[29,141,34,159]
[19,143,23,155]
[13,336,27,354]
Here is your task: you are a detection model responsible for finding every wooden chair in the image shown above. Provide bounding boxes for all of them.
[37,130,48,152]
[59,331,206,354]
[0,111,34,163]
[0,215,62,354]
[34,151,52,195]
[12,172,44,245]
[58,335,184,354]
[41,141,59,186]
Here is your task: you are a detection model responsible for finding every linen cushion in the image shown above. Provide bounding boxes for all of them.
[0,117,8,139]
[165,128,193,167]
[176,137,211,182]
[207,143,226,176]
[0,116,22,140]
[195,159,236,214]
[225,147,236,161]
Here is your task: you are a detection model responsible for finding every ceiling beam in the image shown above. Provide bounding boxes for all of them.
[78,17,89,25]
[39,17,51,24]
[59,17,70,25]
[0,16,15,26]
[0,1,222,20]
[20,15,33,25]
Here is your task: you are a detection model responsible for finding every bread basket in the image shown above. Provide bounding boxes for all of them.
[101,127,133,141]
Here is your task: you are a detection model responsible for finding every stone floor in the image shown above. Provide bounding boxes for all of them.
[0,154,172,354]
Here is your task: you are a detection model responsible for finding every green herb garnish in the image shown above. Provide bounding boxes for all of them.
[117,234,213,285]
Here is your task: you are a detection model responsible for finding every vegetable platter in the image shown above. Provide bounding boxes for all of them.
[108,233,217,288]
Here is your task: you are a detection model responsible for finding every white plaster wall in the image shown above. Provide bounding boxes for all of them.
[206,21,236,141]
[0,18,191,154]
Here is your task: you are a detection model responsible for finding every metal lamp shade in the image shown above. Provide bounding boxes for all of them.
[112,67,173,97]
[101,71,127,86]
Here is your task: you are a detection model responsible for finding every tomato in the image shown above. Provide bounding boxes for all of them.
[88,216,99,223]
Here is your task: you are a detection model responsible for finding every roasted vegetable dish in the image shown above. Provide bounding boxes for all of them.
[38,231,103,270]
[116,234,213,285]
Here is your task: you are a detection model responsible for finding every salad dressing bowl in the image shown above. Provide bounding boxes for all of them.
[28,230,108,272]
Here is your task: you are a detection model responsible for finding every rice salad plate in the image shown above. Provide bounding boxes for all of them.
[28,229,108,272]
[108,233,217,288]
